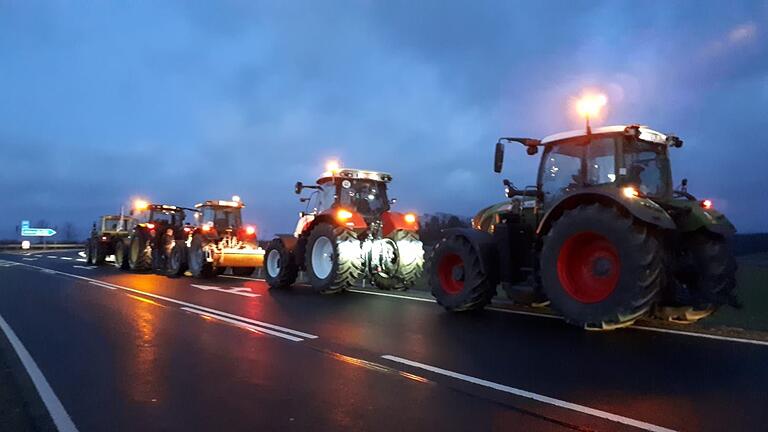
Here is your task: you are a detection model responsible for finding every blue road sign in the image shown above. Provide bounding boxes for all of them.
[20,220,57,237]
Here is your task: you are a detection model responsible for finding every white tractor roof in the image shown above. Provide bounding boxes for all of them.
[541,125,669,145]
[318,168,393,183]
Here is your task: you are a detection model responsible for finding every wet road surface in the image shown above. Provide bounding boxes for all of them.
[1,250,767,431]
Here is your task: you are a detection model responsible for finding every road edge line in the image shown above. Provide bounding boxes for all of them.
[0,314,79,432]
[381,354,676,432]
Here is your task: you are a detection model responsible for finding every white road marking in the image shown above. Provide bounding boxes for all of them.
[22,258,39,261]
[59,257,73,260]
[47,256,58,259]
[630,325,768,347]
[191,284,261,298]
[77,251,86,258]
[347,289,436,303]
[382,355,676,432]
[180,307,303,341]
[10,262,318,341]
[75,259,87,262]
[6,260,768,347]
[0,314,79,432]
[89,281,117,290]
[73,265,98,270]
[0,260,20,267]
[220,275,262,281]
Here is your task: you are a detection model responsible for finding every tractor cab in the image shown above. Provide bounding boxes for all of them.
[97,215,136,234]
[130,202,187,230]
[193,197,257,240]
[495,125,681,214]
[296,168,394,223]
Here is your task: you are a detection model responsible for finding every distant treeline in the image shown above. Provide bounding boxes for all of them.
[418,213,472,246]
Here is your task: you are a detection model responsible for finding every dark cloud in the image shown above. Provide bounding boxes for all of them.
[1,1,767,240]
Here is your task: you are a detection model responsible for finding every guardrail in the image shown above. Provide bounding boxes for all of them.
[0,243,85,250]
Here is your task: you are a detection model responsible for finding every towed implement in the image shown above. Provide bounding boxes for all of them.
[429,124,737,329]
[265,165,424,293]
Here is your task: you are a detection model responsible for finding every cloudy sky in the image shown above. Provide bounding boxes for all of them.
[1,0,767,239]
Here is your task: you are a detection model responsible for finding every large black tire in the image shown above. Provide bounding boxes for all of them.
[540,204,662,330]
[305,223,362,294]
[166,242,187,277]
[658,232,738,322]
[128,230,152,271]
[372,230,424,291]
[232,267,255,277]
[264,239,298,288]
[85,239,94,265]
[188,234,214,278]
[429,234,496,311]
[114,239,129,270]
[93,241,107,265]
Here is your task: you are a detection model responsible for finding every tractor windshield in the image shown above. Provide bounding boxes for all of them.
[622,139,672,197]
[149,209,185,226]
[339,179,390,217]
[200,206,242,229]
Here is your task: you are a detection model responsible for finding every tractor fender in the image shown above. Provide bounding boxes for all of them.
[440,228,500,285]
[273,234,299,251]
[537,190,676,235]
[380,211,418,236]
[675,204,737,236]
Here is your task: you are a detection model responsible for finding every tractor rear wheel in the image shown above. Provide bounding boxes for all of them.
[188,234,214,278]
[372,230,424,291]
[232,267,255,277]
[657,232,737,323]
[540,204,662,330]
[429,234,496,311]
[305,223,362,294]
[128,230,152,271]
[264,239,298,288]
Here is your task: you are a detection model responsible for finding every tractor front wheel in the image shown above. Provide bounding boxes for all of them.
[188,234,214,278]
[166,242,187,277]
[128,231,152,271]
[305,223,362,294]
[429,234,496,311]
[264,239,298,288]
[372,230,425,291]
[540,204,662,330]
[114,239,129,270]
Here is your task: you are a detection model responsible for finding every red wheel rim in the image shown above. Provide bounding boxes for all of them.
[556,231,620,303]
[437,253,464,294]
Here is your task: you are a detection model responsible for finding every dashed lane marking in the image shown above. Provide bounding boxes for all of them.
[59,257,73,260]
[381,355,676,432]
[180,307,303,341]
[7,262,318,342]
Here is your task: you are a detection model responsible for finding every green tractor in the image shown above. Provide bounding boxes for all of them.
[429,124,737,329]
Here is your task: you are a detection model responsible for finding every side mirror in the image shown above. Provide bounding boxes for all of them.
[494,142,505,173]
[389,198,397,205]
[294,181,303,195]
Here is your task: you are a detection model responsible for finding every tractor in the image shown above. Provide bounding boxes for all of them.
[429,124,738,329]
[264,165,424,294]
[85,215,136,265]
[115,201,190,273]
[165,196,264,278]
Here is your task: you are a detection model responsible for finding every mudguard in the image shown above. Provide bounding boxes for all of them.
[381,211,418,236]
[441,227,500,285]
[537,189,676,235]
[670,201,737,236]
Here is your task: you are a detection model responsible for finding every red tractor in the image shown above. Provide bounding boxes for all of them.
[166,197,264,278]
[115,201,190,273]
[264,166,424,293]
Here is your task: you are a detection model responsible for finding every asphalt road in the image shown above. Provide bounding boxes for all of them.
[0,250,767,432]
